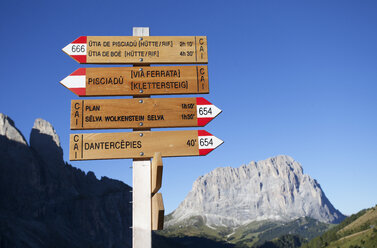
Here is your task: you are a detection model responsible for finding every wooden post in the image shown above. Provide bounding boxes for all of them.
[151,152,163,195]
[151,152,164,231]
[132,27,151,248]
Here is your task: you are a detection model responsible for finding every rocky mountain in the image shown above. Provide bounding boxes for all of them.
[166,155,345,228]
[0,113,132,248]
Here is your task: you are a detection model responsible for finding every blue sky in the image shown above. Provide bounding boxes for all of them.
[1,0,376,216]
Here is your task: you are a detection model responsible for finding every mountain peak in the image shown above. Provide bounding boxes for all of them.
[166,155,344,227]
[0,113,27,145]
[31,118,61,147]
[0,115,132,247]
[30,118,63,165]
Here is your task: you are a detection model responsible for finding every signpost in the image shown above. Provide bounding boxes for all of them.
[151,152,163,195]
[152,193,164,231]
[69,130,223,160]
[70,97,221,129]
[60,66,209,96]
[151,153,164,231]
[61,27,222,248]
[62,36,208,64]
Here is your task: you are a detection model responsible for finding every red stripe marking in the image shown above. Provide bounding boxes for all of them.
[197,117,213,127]
[70,68,86,76]
[196,97,212,105]
[72,36,87,44]
[198,130,212,136]
[199,148,214,156]
[72,55,87,63]
[70,88,86,96]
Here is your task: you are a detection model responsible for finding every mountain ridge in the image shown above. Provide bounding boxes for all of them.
[166,155,345,228]
[0,113,132,248]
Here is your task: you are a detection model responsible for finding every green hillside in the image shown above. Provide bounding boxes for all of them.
[156,216,330,248]
[301,205,377,248]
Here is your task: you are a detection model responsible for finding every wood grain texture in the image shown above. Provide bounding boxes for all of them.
[69,130,200,160]
[71,97,200,129]
[85,36,207,64]
[84,66,207,96]
[151,152,163,195]
[151,193,164,230]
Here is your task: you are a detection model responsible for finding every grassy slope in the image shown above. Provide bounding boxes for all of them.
[338,207,377,235]
[159,216,330,248]
[326,228,377,248]
[301,206,377,248]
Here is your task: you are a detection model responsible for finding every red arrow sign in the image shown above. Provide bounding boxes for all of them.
[70,97,221,129]
[59,66,209,97]
[62,36,88,63]
[69,130,223,160]
[62,36,208,64]
[197,130,224,156]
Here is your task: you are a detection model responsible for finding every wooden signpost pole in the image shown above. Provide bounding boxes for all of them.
[132,27,151,248]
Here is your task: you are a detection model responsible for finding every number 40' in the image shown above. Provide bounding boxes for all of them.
[187,139,197,147]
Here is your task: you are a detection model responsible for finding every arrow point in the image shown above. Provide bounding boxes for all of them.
[212,105,222,117]
[71,68,86,76]
[62,44,71,55]
[62,36,87,63]
[196,97,212,105]
[60,69,86,96]
[71,88,86,96]
[198,130,212,136]
[198,130,224,155]
[71,55,87,63]
[72,36,87,44]
[197,117,213,127]
[199,148,214,156]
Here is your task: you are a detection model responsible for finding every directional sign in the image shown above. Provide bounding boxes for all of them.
[69,130,223,160]
[60,66,209,96]
[62,36,207,64]
[71,97,221,130]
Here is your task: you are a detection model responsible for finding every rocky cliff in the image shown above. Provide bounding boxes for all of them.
[166,155,345,228]
[0,113,132,248]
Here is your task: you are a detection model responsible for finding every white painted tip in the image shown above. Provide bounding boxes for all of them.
[197,104,222,118]
[198,135,224,150]
[60,75,86,88]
